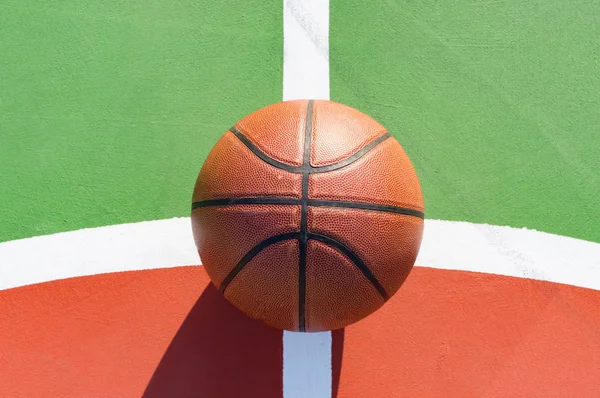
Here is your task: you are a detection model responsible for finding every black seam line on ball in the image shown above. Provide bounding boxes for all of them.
[307,200,424,219]
[298,100,314,333]
[191,197,424,219]
[191,197,302,209]
[229,126,391,174]
[307,232,390,301]
[219,232,301,294]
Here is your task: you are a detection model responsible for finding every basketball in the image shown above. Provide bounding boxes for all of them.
[191,99,424,332]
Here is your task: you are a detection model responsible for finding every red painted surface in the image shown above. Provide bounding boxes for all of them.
[1,266,599,397]
[335,267,600,397]
[0,267,283,397]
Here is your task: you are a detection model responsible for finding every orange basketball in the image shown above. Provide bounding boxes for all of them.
[191,100,424,332]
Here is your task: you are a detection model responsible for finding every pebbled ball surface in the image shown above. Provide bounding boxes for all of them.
[191,99,424,332]
[305,240,386,331]
[225,239,301,332]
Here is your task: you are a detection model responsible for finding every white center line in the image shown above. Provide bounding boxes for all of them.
[282,0,332,397]
[283,0,330,101]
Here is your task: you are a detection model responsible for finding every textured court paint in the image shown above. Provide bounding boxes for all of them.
[0,0,282,242]
[335,266,600,397]
[330,0,600,243]
[282,1,332,397]
[1,266,599,396]
[0,268,284,397]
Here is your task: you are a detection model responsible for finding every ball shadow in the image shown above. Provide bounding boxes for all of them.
[332,328,345,397]
[143,282,346,397]
[143,283,283,398]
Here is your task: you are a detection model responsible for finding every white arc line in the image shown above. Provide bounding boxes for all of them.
[2,219,599,292]
[0,218,197,291]
[417,220,600,291]
[282,0,332,397]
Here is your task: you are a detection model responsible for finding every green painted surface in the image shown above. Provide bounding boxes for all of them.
[331,0,600,243]
[0,0,282,242]
[1,1,599,244]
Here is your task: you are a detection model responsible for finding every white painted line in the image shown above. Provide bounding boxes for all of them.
[0,218,198,291]
[283,0,332,396]
[2,219,599,292]
[283,331,333,398]
[417,220,600,291]
[283,0,330,101]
